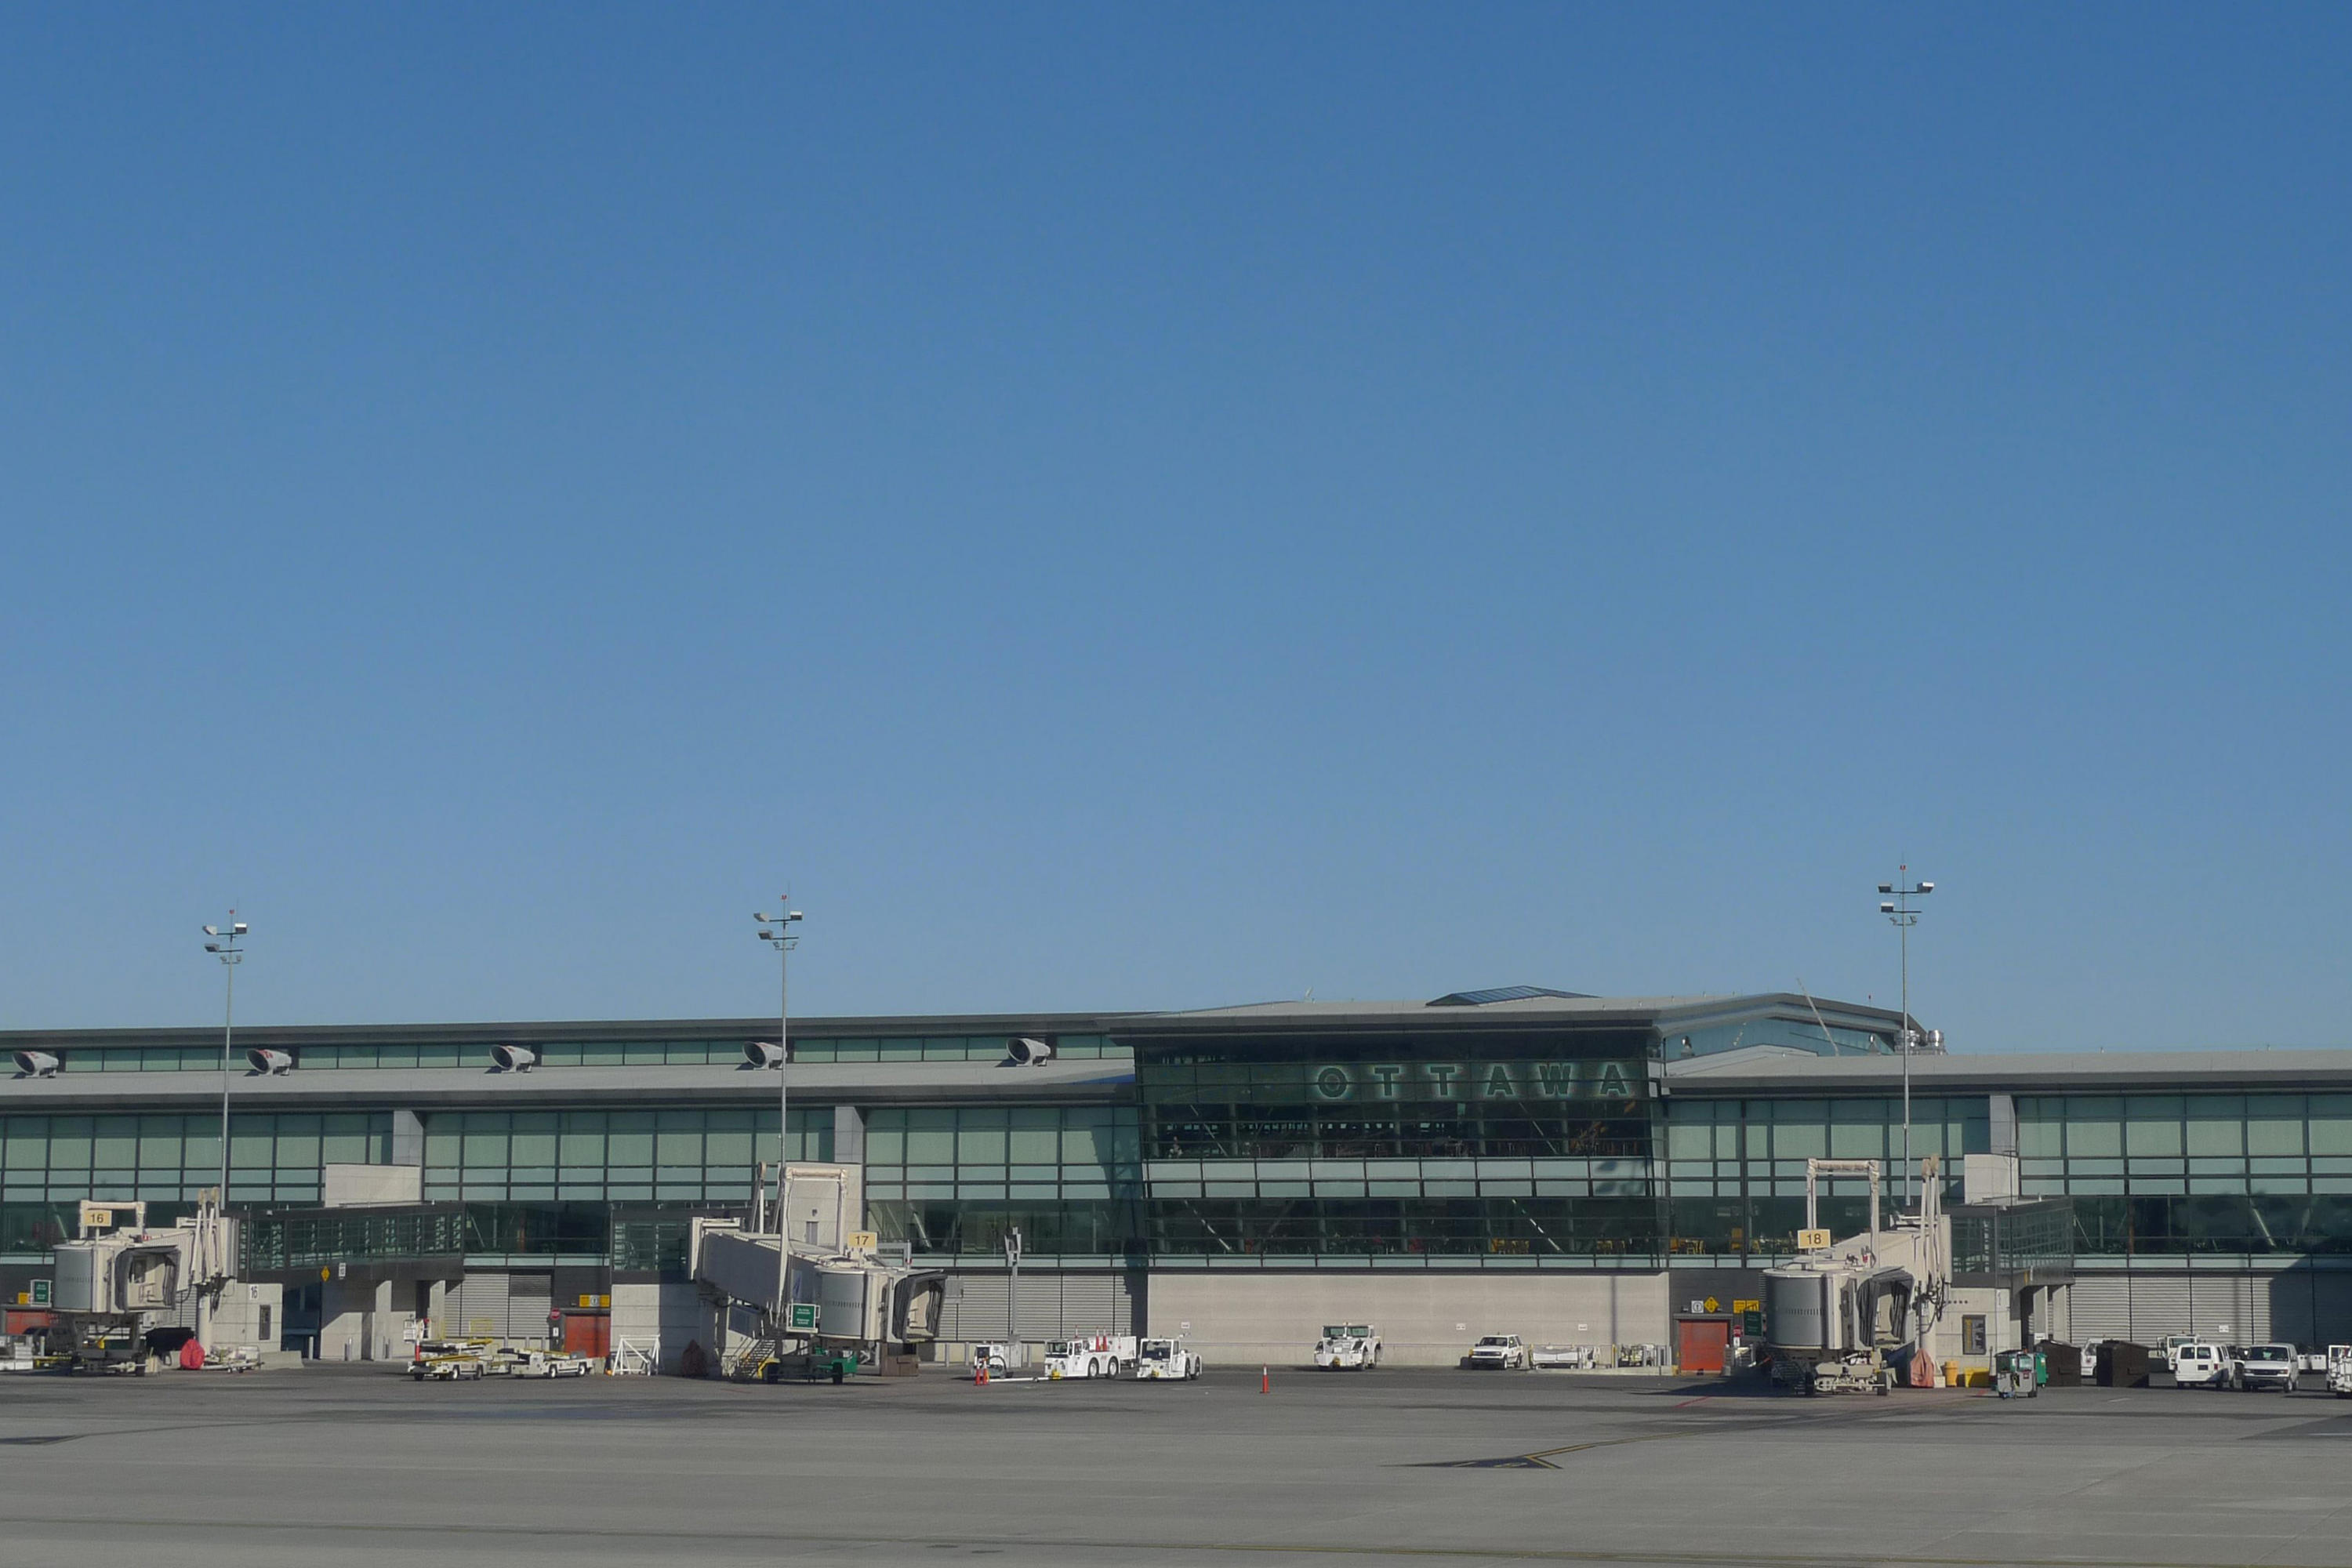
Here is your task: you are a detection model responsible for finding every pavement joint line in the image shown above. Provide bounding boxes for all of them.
[0,1512,2328,1567]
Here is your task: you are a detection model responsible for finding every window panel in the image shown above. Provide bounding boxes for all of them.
[1007,1109,1059,1165]
[905,1109,956,1164]
[958,1109,1009,1165]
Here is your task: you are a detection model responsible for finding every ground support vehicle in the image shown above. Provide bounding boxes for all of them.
[2172,1343,2232,1388]
[1468,1334,1528,1370]
[412,1339,494,1381]
[1133,1337,1201,1381]
[969,1342,1011,1378]
[2326,1346,2352,1397]
[753,1345,861,1382]
[1531,1344,1599,1371]
[1809,1352,1896,1396]
[515,1348,597,1378]
[2236,1343,2297,1392]
[2158,1334,2196,1372]
[1312,1325,1379,1370]
[1994,1348,2039,1398]
[1045,1334,1136,1380]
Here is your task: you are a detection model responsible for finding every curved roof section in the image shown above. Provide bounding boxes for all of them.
[1427,985,1595,1007]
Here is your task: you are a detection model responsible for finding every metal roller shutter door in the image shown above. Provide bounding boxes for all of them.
[2268,1271,2316,1348]
[2189,1274,2265,1342]
[452,1272,552,1340]
[942,1273,1009,1343]
[1058,1274,1134,1338]
[2126,1275,2191,1343]
[937,1272,1139,1341]
[2312,1272,2352,1345]
[942,1273,1066,1341]
[452,1274,510,1338]
[507,1273,553,1341]
[2068,1276,2132,1342]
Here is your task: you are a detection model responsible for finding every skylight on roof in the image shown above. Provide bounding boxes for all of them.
[1426,985,1594,1007]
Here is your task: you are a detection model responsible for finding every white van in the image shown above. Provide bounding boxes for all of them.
[2172,1342,2233,1389]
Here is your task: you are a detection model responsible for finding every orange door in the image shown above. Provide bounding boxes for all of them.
[1677,1319,1730,1373]
[563,1312,611,1357]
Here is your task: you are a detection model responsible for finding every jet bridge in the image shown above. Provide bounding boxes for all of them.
[689,1217,945,1373]
[1762,1156,1951,1393]
[49,1195,240,1370]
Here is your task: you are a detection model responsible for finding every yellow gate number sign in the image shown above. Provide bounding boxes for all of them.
[1797,1229,1832,1250]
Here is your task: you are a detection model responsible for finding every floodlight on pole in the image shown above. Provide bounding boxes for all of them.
[201,913,248,1207]
[1877,868,1932,1207]
[754,899,804,1339]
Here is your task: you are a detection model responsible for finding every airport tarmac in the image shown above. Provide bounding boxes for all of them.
[3,1363,2350,1567]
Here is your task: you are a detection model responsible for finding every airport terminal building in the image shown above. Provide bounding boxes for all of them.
[6,986,2350,1368]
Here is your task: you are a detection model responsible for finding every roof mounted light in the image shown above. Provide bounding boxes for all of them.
[1006,1036,1056,1066]
[13,1050,60,1078]
[246,1047,293,1076]
[490,1044,538,1073]
[745,1040,786,1068]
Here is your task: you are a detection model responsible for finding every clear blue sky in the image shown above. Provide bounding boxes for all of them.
[3,5,2346,1050]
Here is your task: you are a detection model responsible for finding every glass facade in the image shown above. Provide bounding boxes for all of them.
[2017,1094,2352,1254]
[1134,1028,1661,1261]
[862,1105,1142,1258]
[1662,1096,1987,1256]
[25,1034,1131,1073]
[16,1009,2352,1274]
[420,1107,830,1203]
[1,1111,394,1206]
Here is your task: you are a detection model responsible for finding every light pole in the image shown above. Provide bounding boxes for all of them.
[753,903,803,1335]
[201,915,249,1205]
[199,913,246,1353]
[1876,869,1932,1208]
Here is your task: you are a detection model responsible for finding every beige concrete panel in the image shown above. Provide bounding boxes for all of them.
[321,1163,424,1207]
[1146,1270,1670,1367]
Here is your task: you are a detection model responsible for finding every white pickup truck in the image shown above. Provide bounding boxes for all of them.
[1313,1324,1380,1370]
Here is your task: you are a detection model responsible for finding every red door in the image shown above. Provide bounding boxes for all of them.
[563,1312,611,1358]
[1678,1319,1731,1374]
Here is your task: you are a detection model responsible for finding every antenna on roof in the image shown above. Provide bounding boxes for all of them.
[1795,978,1842,1057]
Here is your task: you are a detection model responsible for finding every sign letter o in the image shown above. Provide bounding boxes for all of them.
[1312,1066,1352,1100]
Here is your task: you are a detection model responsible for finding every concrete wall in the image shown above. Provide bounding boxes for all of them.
[1930,1283,2043,1374]
[780,1163,861,1251]
[611,1280,715,1374]
[207,1282,285,1351]
[319,1279,397,1362]
[1146,1270,1671,1367]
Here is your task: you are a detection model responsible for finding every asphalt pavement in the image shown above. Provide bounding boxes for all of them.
[2,1362,2349,1566]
